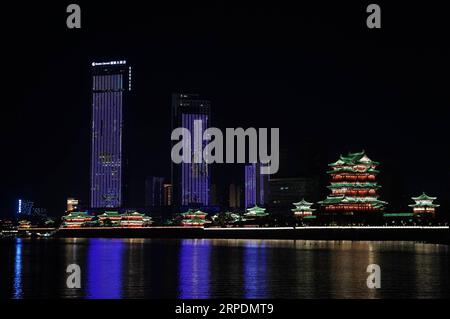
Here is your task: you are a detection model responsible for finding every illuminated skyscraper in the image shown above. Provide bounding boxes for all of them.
[90,60,131,208]
[245,163,269,208]
[171,93,211,207]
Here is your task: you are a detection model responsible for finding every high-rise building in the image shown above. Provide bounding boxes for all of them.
[66,198,79,213]
[90,60,131,209]
[145,176,165,207]
[244,163,269,208]
[268,177,319,208]
[164,184,173,206]
[171,93,211,207]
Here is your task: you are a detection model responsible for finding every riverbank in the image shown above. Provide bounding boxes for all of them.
[45,226,450,244]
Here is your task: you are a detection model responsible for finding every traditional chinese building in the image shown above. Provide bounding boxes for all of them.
[98,211,122,226]
[120,212,152,228]
[18,220,32,230]
[181,209,208,226]
[409,193,439,218]
[319,151,387,223]
[292,199,316,220]
[212,212,243,225]
[62,211,93,228]
[244,205,268,220]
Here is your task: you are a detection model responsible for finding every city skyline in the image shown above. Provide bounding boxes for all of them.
[1,2,449,218]
[2,54,449,217]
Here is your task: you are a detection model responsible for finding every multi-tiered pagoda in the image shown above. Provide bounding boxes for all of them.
[62,211,94,228]
[120,212,152,228]
[409,193,439,218]
[319,151,387,222]
[244,205,268,220]
[98,211,122,226]
[181,209,209,226]
[292,199,316,219]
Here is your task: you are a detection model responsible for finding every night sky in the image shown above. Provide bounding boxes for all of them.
[1,1,449,217]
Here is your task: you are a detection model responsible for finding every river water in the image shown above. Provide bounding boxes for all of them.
[0,238,448,298]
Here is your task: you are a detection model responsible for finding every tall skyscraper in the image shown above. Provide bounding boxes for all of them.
[90,60,131,209]
[145,176,165,207]
[171,93,211,207]
[244,163,269,208]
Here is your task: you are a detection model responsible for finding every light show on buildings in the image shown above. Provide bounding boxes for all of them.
[171,93,211,207]
[90,61,130,209]
[1,1,449,307]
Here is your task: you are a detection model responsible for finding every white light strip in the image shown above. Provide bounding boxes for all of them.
[205,226,449,230]
[56,226,449,230]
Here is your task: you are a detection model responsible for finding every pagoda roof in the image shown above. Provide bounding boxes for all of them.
[327,167,379,174]
[181,209,207,216]
[293,199,314,207]
[245,205,268,216]
[319,195,387,207]
[99,211,121,217]
[329,150,380,167]
[409,203,440,208]
[412,192,437,201]
[121,212,145,216]
[64,211,91,218]
[292,207,316,212]
[328,182,380,189]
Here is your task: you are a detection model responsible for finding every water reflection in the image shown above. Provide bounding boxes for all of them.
[243,240,267,298]
[87,239,124,299]
[1,238,448,299]
[13,238,23,299]
[178,239,211,298]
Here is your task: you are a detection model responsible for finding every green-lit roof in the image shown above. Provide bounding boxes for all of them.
[327,182,380,189]
[319,195,387,207]
[63,211,91,218]
[181,210,207,216]
[383,213,414,217]
[121,212,145,216]
[328,150,380,167]
[100,211,121,216]
[412,192,437,201]
[303,215,317,219]
[292,207,316,212]
[327,167,379,174]
[293,199,314,207]
[245,205,268,216]
[182,218,207,223]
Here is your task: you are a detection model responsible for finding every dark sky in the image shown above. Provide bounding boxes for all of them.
[1,1,449,217]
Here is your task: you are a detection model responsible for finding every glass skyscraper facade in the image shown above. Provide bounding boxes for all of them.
[90,60,131,208]
[172,93,211,207]
[245,163,269,208]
